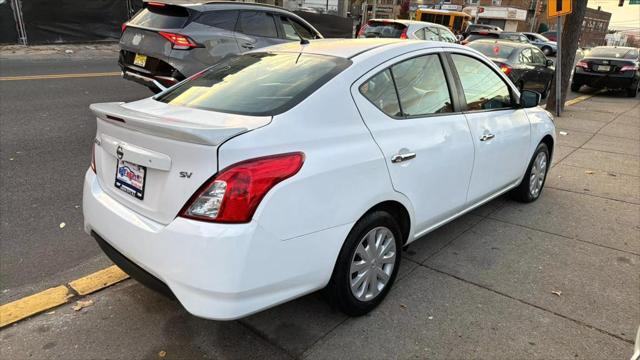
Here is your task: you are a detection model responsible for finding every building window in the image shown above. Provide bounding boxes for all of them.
[492,0,502,5]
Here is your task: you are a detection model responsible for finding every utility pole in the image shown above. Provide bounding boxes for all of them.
[546,0,588,115]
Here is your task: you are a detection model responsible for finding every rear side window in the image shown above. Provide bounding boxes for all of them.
[156,53,351,116]
[238,11,278,38]
[391,55,452,116]
[359,70,401,117]
[194,10,238,31]
[362,21,406,38]
[129,6,189,29]
[519,48,533,63]
[451,54,512,111]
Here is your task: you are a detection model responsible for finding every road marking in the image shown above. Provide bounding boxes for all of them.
[0,265,130,328]
[0,285,72,328]
[0,71,121,81]
[69,265,129,296]
[565,90,605,107]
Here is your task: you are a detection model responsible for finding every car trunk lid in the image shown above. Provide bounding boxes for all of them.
[90,98,270,224]
[584,57,636,74]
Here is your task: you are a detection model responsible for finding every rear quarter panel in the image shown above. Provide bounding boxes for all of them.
[216,74,414,242]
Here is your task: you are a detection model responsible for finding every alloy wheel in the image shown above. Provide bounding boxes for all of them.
[349,226,396,301]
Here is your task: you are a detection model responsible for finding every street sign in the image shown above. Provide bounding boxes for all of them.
[548,0,572,17]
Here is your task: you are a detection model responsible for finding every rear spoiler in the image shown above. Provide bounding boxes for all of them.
[90,102,270,146]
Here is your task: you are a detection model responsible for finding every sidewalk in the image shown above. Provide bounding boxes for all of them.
[1,96,638,359]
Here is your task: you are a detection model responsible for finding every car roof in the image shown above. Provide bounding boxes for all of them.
[368,18,448,29]
[592,45,637,51]
[146,0,299,13]
[260,38,471,62]
[470,39,535,49]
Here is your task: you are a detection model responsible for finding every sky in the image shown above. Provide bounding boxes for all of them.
[588,0,640,31]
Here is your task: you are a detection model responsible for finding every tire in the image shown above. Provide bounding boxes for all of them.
[626,81,639,98]
[510,142,550,203]
[541,79,552,99]
[325,211,402,316]
[570,81,582,92]
[518,81,525,93]
[542,46,552,56]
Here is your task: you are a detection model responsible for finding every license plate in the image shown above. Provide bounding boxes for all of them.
[597,65,610,72]
[115,159,146,200]
[133,53,147,67]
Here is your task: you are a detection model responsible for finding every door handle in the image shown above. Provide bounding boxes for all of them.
[241,43,255,49]
[480,133,495,141]
[391,152,416,163]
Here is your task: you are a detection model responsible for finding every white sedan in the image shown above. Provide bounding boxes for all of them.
[83,39,555,320]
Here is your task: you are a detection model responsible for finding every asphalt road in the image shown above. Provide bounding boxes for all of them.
[0,56,148,302]
[0,53,606,303]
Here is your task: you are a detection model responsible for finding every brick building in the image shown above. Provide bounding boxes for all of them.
[536,3,611,47]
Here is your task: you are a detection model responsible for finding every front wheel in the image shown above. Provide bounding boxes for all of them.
[511,143,550,203]
[542,46,552,56]
[325,211,402,316]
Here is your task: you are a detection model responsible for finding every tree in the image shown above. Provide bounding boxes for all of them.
[546,0,588,115]
[628,35,639,48]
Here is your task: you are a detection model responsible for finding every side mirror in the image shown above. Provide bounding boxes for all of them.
[546,59,554,67]
[456,34,464,42]
[520,90,541,108]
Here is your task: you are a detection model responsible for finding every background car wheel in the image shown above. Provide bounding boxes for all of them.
[541,80,552,99]
[570,82,581,92]
[518,81,525,93]
[627,82,639,98]
[325,210,402,316]
[510,142,550,203]
[542,46,552,56]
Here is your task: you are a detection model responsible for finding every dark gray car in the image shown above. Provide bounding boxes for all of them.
[120,1,323,92]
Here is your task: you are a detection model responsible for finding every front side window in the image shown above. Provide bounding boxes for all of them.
[391,55,452,116]
[238,11,277,38]
[359,70,401,117]
[519,48,533,64]
[289,19,314,39]
[531,49,547,65]
[451,54,512,111]
[423,26,440,41]
[156,52,351,116]
[195,10,239,31]
[281,17,301,40]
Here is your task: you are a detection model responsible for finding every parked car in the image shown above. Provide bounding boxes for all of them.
[119,1,322,92]
[468,40,555,98]
[572,46,639,97]
[462,23,502,37]
[84,39,555,320]
[523,32,557,56]
[540,31,557,42]
[462,30,529,45]
[358,19,457,43]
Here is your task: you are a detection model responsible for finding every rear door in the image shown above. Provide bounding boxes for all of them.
[531,47,554,90]
[517,48,538,91]
[235,11,283,51]
[183,10,241,73]
[448,52,531,204]
[351,50,475,233]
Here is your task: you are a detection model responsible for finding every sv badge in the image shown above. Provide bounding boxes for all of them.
[179,171,193,178]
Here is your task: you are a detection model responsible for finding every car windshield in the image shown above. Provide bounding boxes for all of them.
[588,47,639,60]
[468,42,516,59]
[362,21,406,38]
[155,52,351,116]
[531,33,550,41]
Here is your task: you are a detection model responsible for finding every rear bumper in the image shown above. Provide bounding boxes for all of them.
[118,50,184,91]
[121,71,172,92]
[82,170,350,320]
[573,70,638,89]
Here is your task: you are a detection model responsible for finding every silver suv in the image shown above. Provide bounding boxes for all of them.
[120,1,323,92]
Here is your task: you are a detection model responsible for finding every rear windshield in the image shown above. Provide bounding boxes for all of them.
[129,6,189,29]
[465,33,498,42]
[469,42,516,59]
[362,21,406,38]
[156,52,351,116]
[588,47,639,60]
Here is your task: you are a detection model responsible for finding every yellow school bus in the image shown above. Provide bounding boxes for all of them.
[415,9,471,34]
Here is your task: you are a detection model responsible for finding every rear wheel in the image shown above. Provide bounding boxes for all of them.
[626,81,639,98]
[511,143,550,203]
[570,81,582,92]
[325,211,402,316]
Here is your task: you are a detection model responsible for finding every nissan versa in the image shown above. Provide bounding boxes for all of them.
[83,39,555,320]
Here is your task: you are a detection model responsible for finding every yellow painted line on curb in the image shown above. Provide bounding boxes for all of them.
[0,285,73,328]
[565,93,596,107]
[0,265,131,328]
[0,71,121,81]
[69,265,129,296]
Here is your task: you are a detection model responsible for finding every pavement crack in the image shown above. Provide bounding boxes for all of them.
[421,264,634,345]
[546,186,640,206]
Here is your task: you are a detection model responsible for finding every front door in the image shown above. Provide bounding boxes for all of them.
[352,51,475,234]
[448,53,531,204]
[235,11,284,52]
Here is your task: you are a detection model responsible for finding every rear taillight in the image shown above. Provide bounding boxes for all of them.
[400,28,408,40]
[499,63,512,76]
[90,142,96,173]
[121,23,127,33]
[357,24,368,38]
[576,60,589,69]
[158,31,199,50]
[181,152,305,223]
[620,64,639,72]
